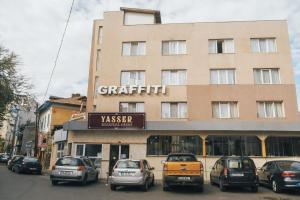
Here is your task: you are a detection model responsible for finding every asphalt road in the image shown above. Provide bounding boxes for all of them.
[1,164,300,200]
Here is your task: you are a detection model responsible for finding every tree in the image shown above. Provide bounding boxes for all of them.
[0,45,32,127]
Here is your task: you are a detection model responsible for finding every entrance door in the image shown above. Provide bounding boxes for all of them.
[109,144,129,175]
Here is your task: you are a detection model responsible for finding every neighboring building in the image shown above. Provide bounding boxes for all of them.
[64,8,300,180]
[38,94,86,169]
[20,125,36,156]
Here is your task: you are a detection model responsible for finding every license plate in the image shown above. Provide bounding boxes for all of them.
[178,177,190,181]
[231,173,244,177]
[119,172,131,176]
[60,171,72,175]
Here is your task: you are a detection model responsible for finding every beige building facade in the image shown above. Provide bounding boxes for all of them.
[64,8,300,180]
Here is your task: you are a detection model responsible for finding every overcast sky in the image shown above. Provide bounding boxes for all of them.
[0,0,299,107]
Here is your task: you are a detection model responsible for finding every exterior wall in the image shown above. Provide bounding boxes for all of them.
[51,105,81,127]
[86,11,297,122]
[68,130,300,180]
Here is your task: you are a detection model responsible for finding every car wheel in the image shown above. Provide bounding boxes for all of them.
[14,166,20,174]
[163,181,170,191]
[197,185,204,192]
[219,179,226,192]
[37,171,42,175]
[251,186,258,193]
[110,184,117,191]
[272,180,281,193]
[51,180,58,186]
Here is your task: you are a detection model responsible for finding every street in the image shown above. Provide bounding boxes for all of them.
[0,165,299,200]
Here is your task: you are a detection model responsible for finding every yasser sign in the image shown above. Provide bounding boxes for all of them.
[88,113,145,129]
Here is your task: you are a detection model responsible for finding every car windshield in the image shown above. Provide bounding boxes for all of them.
[277,161,300,171]
[116,160,140,169]
[24,157,38,162]
[228,159,255,169]
[167,155,197,162]
[56,158,83,166]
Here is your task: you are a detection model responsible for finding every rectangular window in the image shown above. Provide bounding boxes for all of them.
[96,50,101,71]
[75,144,102,158]
[120,102,144,112]
[209,39,234,54]
[94,76,100,96]
[147,135,202,156]
[57,142,65,158]
[210,69,235,84]
[257,101,284,118]
[162,70,187,85]
[162,102,187,119]
[212,102,239,118]
[251,38,277,53]
[162,40,186,55]
[253,68,280,84]
[122,41,146,56]
[97,27,103,44]
[121,71,145,86]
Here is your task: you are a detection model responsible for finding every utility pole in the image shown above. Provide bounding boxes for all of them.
[34,102,39,157]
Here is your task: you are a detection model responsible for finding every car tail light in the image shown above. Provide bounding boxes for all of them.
[224,168,228,177]
[77,165,85,171]
[281,171,296,177]
[52,165,56,170]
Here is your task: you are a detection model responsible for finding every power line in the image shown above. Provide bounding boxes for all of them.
[42,0,75,102]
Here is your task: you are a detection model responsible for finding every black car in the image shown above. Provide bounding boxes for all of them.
[11,156,42,174]
[258,160,300,193]
[7,155,23,170]
[210,156,258,192]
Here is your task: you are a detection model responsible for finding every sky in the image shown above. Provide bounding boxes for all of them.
[0,0,300,107]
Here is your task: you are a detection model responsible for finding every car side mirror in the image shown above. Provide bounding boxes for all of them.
[150,167,155,170]
[161,160,165,164]
[257,167,262,171]
[211,167,215,170]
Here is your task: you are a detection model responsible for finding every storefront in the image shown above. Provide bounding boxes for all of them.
[64,119,300,180]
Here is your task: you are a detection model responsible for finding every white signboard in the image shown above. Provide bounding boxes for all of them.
[53,129,67,143]
[97,85,166,95]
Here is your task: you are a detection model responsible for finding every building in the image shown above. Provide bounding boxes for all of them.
[64,7,300,180]
[38,94,86,169]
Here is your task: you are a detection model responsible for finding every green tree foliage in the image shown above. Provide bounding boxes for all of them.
[0,45,32,127]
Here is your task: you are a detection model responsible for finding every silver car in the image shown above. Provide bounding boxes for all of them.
[50,156,98,186]
[110,159,155,191]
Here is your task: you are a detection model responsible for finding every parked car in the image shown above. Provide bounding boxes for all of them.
[257,160,300,193]
[210,156,258,192]
[162,153,204,192]
[50,156,98,186]
[0,154,10,163]
[7,155,23,170]
[110,159,155,191]
[11,157,42,174]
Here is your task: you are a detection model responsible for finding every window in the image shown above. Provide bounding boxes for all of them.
[120,102,144,112]
[266,137,300,156]
[75,144,102,158]
[257,101,284,118]
[122,42,146,56]
[162,70,187,85]
[253,68,280,84]
[206,136,262,156]
[210,69,235,84]
[96,50,101,71]
[162,40,186,55]
[121,71,145,86]
[209,39,234,54]
[57,142,65,158]
[94,76,100,95]
[212,102,239,118]
[251,38,277,53]
[147,135,202,156]
[161,102,187,118]
[97,27,103,44]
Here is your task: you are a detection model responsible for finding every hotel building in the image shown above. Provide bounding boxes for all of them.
[64,8,300,179]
